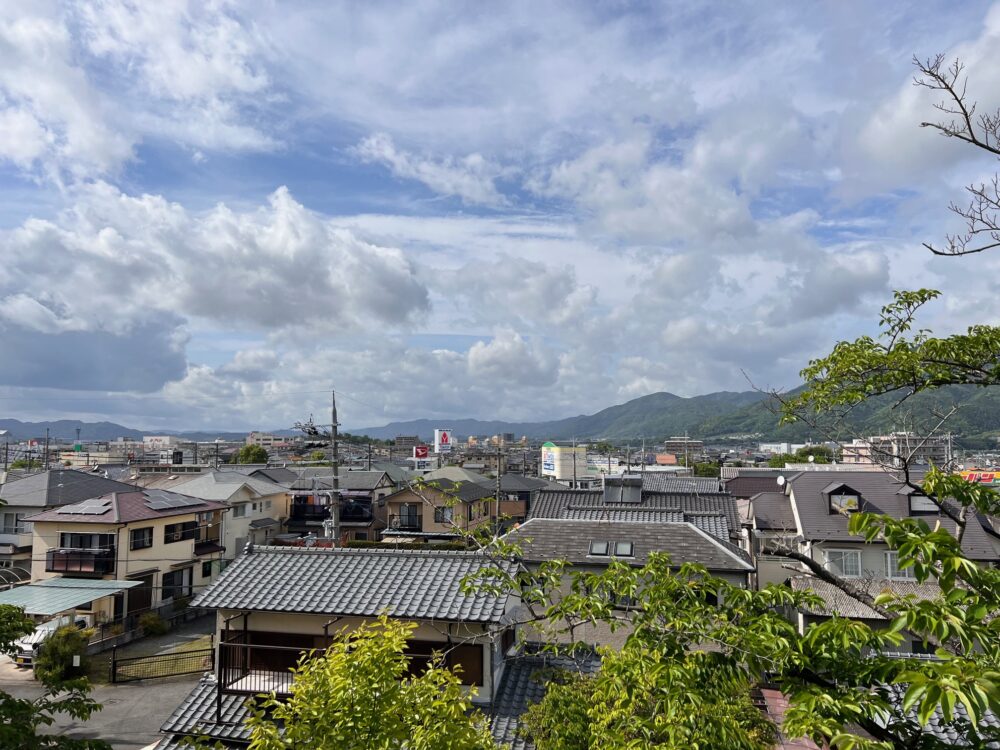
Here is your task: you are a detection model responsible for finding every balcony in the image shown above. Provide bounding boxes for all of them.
[46,547,116,575]
[388,512,422,531]
[289,505,331,523]
[218,639,312,697]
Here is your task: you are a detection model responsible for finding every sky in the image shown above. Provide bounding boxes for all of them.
[2,1,1000,432]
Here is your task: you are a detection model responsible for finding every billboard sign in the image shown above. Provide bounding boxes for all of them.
[542,449,556,474]
[414,444,429,459]
[434,429,453,454]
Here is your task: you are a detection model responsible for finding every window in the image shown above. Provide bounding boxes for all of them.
[355,531,368,541]
[825,549,862,578]
[59,532,115,550]
[589,540,610,556]
[264,500,272,509]
[201,560,213,579]
[162,567,192,600]
[613,541,634,557]
[232,504,247,518]
[1,512,28,534]
[164,521,198,544]
[434,506,454,524]
[830,493,860,514]
[885,551,915,580]
[130,527,153,550]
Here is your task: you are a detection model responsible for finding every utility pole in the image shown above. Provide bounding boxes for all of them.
[366,443,372,471]
[572,438,577,489]
[641,438,646,484]
[330,390,340,546]
[44,428,49,470]
[494,443,502,534]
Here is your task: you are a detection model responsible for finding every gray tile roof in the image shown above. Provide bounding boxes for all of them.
[143,471,287,501]
[641,475,723,494]
[529,489,739,542]
[248,466,299,485]
[24,489,227,524]
[0,470,137,508]
[790,575,944,620]
[192,545,515,622]
[491,650,601,750]
[724,475,782,499]
[752,491,798,531]
[505,519,752,571]
[159,674,252,743]
[787,471,998,560]
[884,684,1000,749]
[289,470,391,492]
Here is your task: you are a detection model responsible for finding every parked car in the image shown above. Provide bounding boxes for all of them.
[13,614,91,668]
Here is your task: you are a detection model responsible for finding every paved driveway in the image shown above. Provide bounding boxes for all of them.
[0,654,199,749]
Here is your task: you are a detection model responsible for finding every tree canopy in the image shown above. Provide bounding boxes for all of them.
[231,444,269,464]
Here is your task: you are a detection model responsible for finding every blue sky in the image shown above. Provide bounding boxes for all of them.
[2,0,1000,431]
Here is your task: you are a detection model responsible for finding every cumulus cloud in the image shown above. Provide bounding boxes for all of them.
[355,133,509,206]
[467,329,558,386]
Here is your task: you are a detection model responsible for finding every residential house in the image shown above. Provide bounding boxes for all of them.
[140,471,288,560]
[749,470,1000,649]
[0,470,137,569]
[529,474,744,549]
[383,478,495,539]
[25,489,228,623]
[286,470,397,541]
[156,544,518,748]
[503,518,753,649]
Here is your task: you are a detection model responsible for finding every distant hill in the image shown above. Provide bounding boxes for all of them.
[353,385,1000,448]
[6,384,1000,448]
[351,391,771,441]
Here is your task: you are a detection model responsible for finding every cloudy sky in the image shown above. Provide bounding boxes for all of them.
[2,1,1000,431]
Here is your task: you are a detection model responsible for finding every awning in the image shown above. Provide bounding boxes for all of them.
[248,518,279,529]
[0,578,142,617]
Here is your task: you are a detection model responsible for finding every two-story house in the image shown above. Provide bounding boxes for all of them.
[25,489,228,623]
[141,471,288,563]
[156,544,518,748]
[504,517,754,649]
[285,470,397,541]
[0,469,137,570]
[383,478,496,539]
[749,470,1000,649]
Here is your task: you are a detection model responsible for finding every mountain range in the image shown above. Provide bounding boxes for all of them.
[4,384,1000,447]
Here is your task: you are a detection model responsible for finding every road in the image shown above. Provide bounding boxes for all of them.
[1,654,201,749]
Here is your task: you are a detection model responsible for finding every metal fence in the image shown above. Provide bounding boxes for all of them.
[110,646,214,684]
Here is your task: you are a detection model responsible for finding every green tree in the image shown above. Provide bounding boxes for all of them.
[0,605,110,750]
[10,458,42,470]
[309,449,327,462]
[246,616,498,750]
[692,461,720,477]
[231,444,268,464]
[34,625,93,684]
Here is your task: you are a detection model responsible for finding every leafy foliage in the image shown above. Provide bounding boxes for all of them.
[245,616,498,750]
[231,444,269,464]
[0,604,110,750]
[33,625,93,684]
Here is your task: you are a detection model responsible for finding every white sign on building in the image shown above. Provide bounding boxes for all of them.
[434,429,453,454]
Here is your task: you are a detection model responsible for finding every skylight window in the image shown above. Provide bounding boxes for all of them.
[614,541,634,557]
[589,540,610,556]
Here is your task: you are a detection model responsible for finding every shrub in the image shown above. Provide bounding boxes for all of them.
[34,625,93,684]
[172,596,191,613]
[138,612,169,636]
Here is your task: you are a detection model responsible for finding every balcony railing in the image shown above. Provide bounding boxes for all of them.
[46,547,116,575]
[388,513,422,531]
[289,505,331,522]
[218,640,318,697]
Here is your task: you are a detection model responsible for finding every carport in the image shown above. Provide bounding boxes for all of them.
[0,578,141,619]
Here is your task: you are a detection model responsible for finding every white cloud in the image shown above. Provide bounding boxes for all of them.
[355,133,509,206]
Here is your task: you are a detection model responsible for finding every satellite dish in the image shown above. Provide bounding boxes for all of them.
[777,475,786,487]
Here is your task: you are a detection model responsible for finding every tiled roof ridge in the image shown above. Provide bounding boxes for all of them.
[247,544,488,558]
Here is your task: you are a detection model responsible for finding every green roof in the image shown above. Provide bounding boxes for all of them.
[0,578,141,616]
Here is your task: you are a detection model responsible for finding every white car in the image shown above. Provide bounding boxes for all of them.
[13,614,91,668]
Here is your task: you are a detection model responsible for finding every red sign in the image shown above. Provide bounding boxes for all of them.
[414,445,429,459]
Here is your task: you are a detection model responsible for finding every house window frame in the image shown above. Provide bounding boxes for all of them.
[885,550,915,580]
[130,527,153,551]
[433,506,454,524]
[232,504,247,519]
[825,548,862,578]
[589,540,610,556]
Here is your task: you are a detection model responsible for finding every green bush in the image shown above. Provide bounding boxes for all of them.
[138,612,169,636]
[34,626,93,684]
